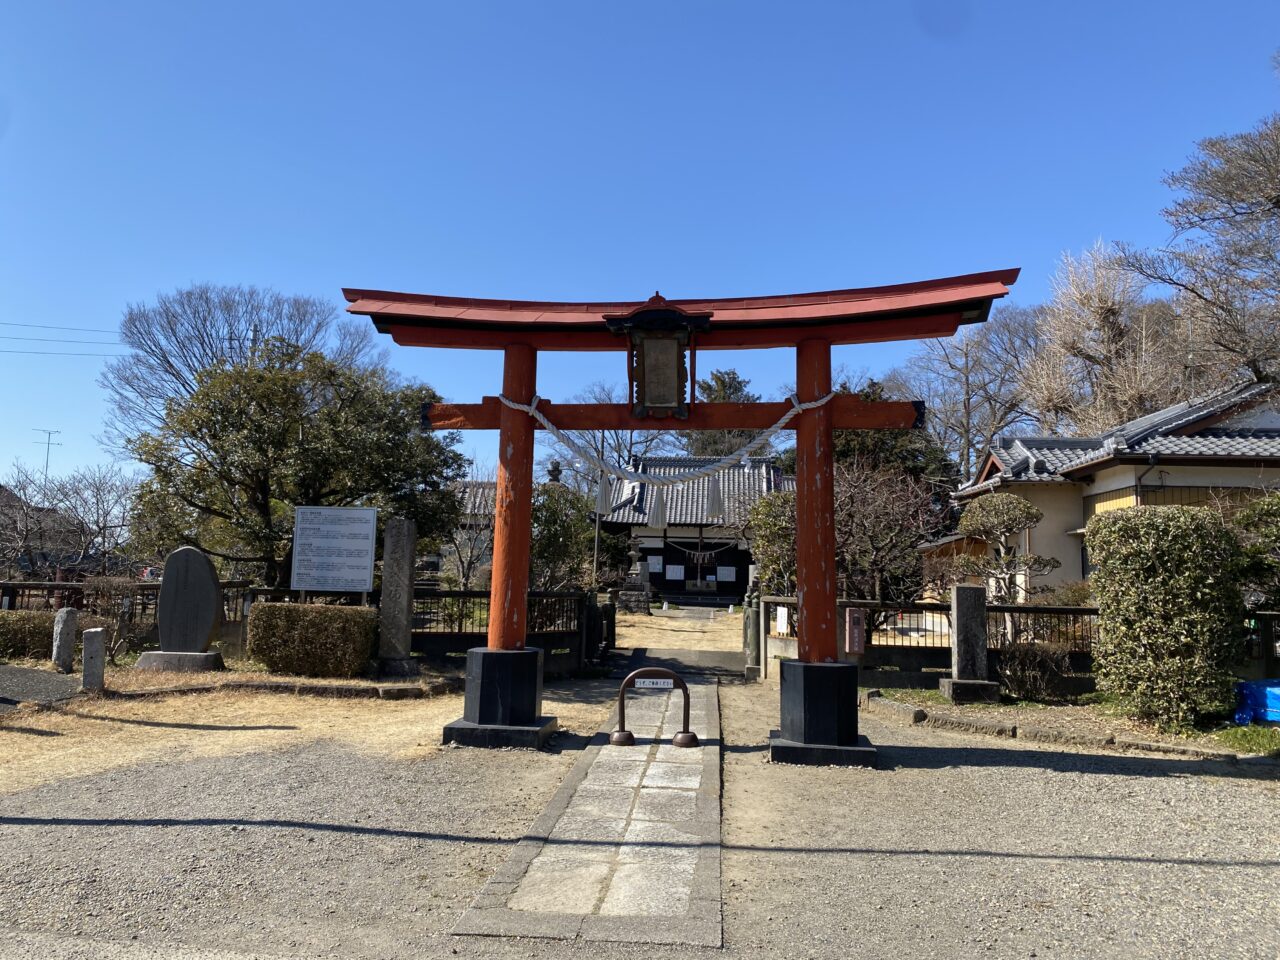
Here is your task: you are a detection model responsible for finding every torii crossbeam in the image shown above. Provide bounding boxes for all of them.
[346,269,1018,763]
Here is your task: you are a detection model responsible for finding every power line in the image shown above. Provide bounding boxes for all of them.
[0,335,121,344]
[0,349,125,356]
[0,320,118,333]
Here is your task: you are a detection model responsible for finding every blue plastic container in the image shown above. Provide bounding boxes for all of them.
[1235,680,1280,725]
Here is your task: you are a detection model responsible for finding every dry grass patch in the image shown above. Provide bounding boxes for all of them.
[615,609,743,652]
[102,657,460,692]
[0,689,465,796]
[1,676,615,798]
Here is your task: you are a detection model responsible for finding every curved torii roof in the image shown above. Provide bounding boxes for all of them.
[344,268,1019,351]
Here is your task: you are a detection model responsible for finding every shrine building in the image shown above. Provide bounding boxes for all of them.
[599,455,791,605]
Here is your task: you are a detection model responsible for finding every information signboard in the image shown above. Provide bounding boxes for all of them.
[290,506,378,592]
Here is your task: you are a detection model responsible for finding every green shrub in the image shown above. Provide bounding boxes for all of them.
[997,641,1073,701]
[247,602,377,678]
[0,611,58,659]
[1035,580,1094,607]
[1086,506,1246,730]
[0,610,113,660]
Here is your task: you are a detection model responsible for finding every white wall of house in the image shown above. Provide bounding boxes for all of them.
[1085,464,1142,496]
[1083,462,1280,496]
[1017,483,1085,586]
[997,462,1280,591]
[1135,464,1280,490]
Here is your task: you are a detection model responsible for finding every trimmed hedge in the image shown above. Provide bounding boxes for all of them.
[1086,506,1245,730]
[0,610,112,660]
[247,603,377,678]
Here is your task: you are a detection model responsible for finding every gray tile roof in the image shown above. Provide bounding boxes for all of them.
[457,480,496,517]
[600,456,791,527]
[1135,430,1280,458]
[961,380,1280,493]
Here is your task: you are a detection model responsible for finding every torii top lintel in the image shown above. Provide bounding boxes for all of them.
[343,268,1020,352]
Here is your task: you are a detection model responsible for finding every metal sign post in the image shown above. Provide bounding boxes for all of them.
[611,667,699,748]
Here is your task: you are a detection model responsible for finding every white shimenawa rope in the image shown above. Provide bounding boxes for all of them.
[496,391,837,486]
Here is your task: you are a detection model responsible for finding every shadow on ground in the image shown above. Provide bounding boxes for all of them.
[0,813,1273,872]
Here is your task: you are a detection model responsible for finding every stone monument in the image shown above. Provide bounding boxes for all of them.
[377,516,420,677]
[939,584,999,703]
[52,607,78,673]
[135,546,226,672]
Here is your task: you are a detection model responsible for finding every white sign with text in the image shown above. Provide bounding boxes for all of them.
[290,506,378,592]
[634,677,675,690]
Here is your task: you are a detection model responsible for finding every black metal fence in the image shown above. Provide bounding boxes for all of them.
[760,595,1098,653]
[410,588,605,675]
[986,604,1098,654]
[0,579,252,628]
[754,593,1280,689]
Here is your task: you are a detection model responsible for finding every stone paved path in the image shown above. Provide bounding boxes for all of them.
[454,682,721,947]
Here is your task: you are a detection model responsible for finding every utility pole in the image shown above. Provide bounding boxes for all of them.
[32,428,62,487]
[592,429,605,590]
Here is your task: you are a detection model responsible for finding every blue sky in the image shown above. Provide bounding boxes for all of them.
[2,1,1278,474]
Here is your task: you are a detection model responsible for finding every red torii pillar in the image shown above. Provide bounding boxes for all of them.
[489,343,536,651]
[794,338,837,663]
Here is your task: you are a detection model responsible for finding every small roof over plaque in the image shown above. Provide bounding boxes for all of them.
[603,292,712,334]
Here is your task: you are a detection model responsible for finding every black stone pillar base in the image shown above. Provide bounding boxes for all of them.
[441,647,558,750]
[768,659,877,767]
[939,678,1000,704]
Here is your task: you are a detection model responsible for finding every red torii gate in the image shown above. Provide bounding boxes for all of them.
[345,269,1018,764]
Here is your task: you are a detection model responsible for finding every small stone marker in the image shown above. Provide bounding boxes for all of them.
[845,607,866,656]
[52,607,78,673]
[135,546,226,672]
[82,627,106,693]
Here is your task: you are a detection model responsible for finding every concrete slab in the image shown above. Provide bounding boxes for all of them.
[563,784,636,819]
[599,862,696,915]
[583,763,644,787]
[454,682,722,947]
[507,858,610,913]
[632,787,698,822]
[653,743,703,765]
[642,762,702,789]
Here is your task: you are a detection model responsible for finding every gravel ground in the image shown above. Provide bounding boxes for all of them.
[720,682,1280,960]
[0,664,79,714]
[2,661,1278,959]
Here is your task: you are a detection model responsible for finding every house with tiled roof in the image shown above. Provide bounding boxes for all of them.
[598,456,793,604]
[933,380,1280,587]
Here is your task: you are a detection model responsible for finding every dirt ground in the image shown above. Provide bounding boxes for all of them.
[2,611,1278,960]
[613,609,743,654]
[0,684,610,799]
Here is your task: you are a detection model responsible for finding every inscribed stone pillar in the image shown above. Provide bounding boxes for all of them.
[378,516,419,676]
[52,607,78,673]
[950,584,988,681]
[82,627,106,693]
